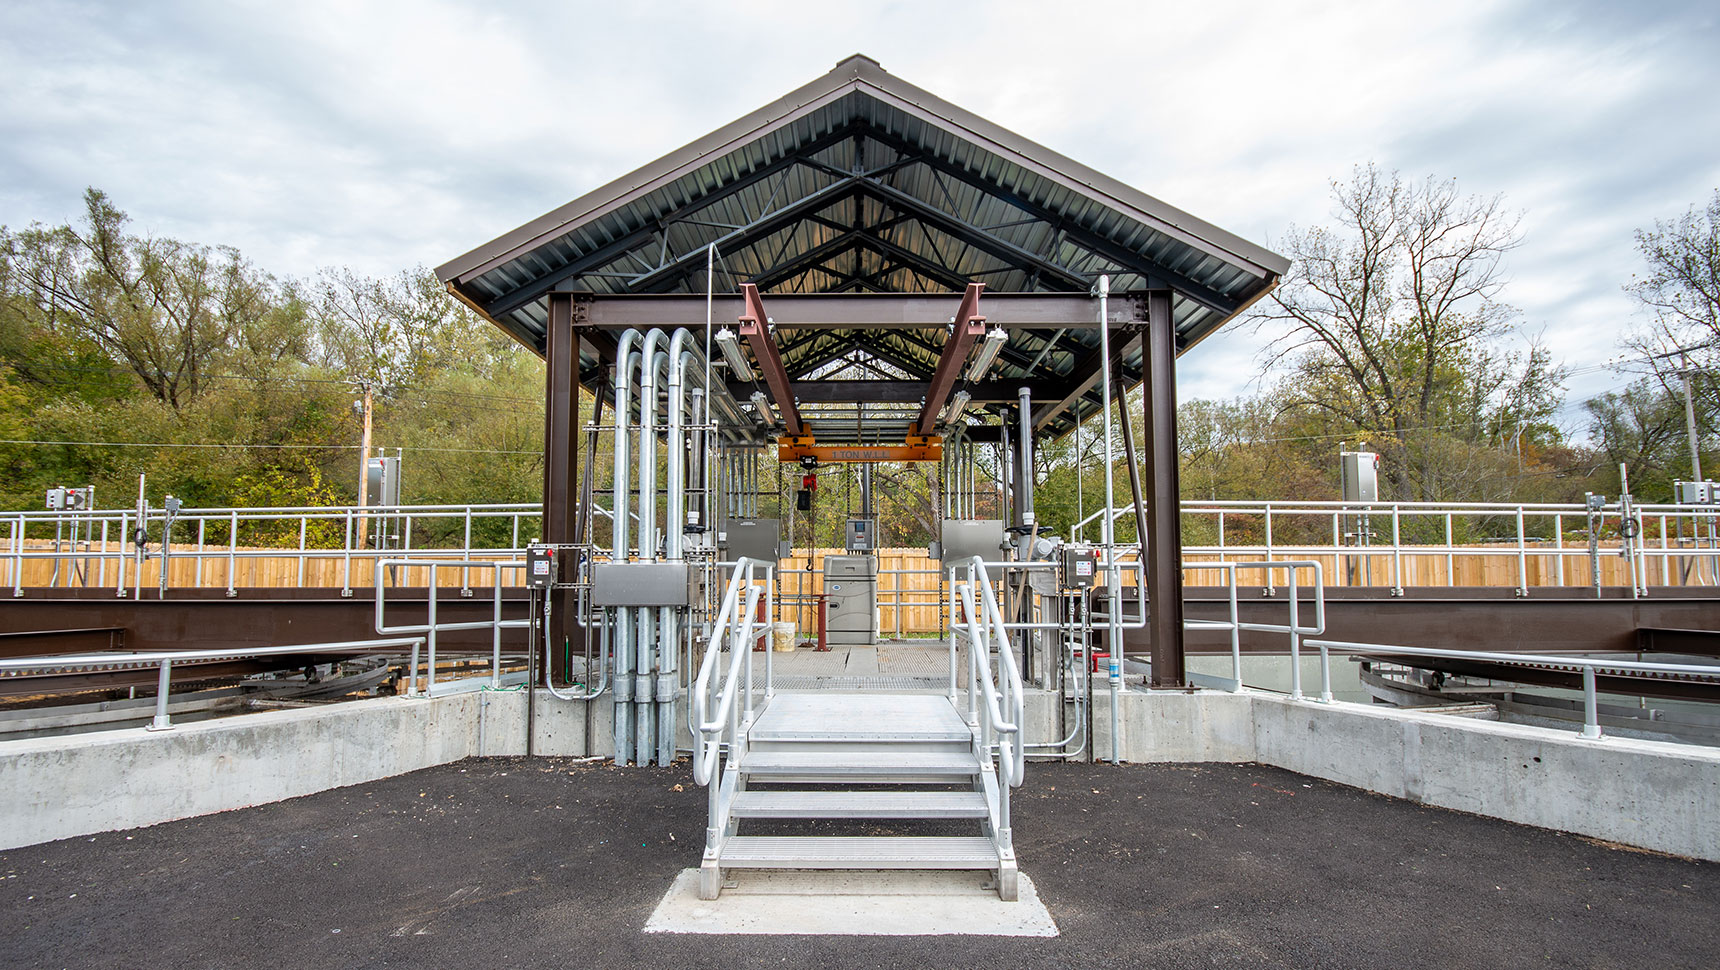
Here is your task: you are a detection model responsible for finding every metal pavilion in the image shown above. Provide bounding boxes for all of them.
[436,54,1288,692]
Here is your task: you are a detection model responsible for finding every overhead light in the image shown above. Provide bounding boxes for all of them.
[965,327,1007,381]
[941,390,972,429]
[715,327,755,381]
[750,391,778,427]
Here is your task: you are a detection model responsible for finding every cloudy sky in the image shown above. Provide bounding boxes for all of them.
[3,0,1716,429]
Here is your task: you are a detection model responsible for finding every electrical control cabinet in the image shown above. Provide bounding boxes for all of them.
[1676,481,1720,505]
[720,518,785,563]
[823,554,878,646]
[525,544,556,588]
[1341,451,1380,503]
[844,518,877,552]
[1059,545,1099,589]
[45,487,91,511]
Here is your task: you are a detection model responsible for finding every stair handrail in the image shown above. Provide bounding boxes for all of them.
[692,556,771,786]
[953,556,1025,789]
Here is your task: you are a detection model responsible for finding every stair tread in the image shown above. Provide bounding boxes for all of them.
[741,751,980,775]
[720,835,999,866]
[752,693,972,741]
[730,790,990,818]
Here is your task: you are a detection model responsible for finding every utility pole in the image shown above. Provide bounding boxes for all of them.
[1680,361,1703,482]
[356,382,373,550]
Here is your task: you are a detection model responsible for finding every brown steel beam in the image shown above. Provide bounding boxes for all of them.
[1142,289,1185,688]
[738,284,805,436]
[914,283,986,435]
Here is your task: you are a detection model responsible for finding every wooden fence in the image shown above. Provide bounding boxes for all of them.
[10,539,1717,636]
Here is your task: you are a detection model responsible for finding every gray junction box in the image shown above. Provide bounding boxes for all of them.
[822,555,878,646]
[720,519,785,563]
[939,519,1006,566]
[592,562,699,607]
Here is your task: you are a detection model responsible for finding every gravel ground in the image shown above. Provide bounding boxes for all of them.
[4,758,1716,969]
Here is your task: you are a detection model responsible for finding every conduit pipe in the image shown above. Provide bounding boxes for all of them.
[611,329,642,765]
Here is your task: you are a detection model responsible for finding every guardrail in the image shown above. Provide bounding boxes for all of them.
[9,498,1720,600]
[374,559,529,696]
[1302,638,1720,739]
[950,557,1025,848]
[0,638,426,731]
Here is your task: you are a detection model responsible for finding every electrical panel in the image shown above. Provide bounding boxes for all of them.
[591,562,697,607]
[844,518,876,552]
[1340,451,1380,503]
[1675,481,1720,505]
[45,487,92,511]
[719,518,784,563]
[525,544,556,588]
[1059,546,1099,589]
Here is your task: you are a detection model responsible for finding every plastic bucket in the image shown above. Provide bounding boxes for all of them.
[772,621,798,652]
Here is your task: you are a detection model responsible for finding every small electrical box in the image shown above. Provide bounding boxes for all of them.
[1059,545,1099,589]
[1341,451,1380,503]
[526,544,556,588]
[48,486,93,511]
[1676,481,1720,505]
[844,518,876,552]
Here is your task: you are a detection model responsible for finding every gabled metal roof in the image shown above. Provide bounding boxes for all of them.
[437,54,1287,439]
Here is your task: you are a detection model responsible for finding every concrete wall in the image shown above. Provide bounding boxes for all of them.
[1105,689,1720,862]
[0,693,484,850]
[6,685,1717,862]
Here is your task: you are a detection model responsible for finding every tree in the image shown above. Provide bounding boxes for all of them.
[1,189,287,409]
[1623,189,1720,476]
[1252,164,1565,501]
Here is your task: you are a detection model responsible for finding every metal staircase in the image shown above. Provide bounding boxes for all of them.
[692,557,1022,901]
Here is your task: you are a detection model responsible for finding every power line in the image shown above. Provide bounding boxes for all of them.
[0,439,540,455]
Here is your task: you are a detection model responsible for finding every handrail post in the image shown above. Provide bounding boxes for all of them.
[226,509,238,597]
[1227,564,1241,691]
[1390,505,1404,595]
[1263,504,1276,593]
[1288,567,1303,700]
[116,511,128,598]
[1318,640,1333,703]
[342,512,355,597]
[1579,665,1603,740]
[491,566,503,688]
[1554,513,1566,587]
[297,517,308,589]
[461,507,473,595]
[426,564,439,695]
[147,659,174,731]
[10,515,21,598]
[1515,506,1529,596]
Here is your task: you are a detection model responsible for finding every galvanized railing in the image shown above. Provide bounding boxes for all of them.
[1302,638,1720,740]
[9,498,1720,600]
[692,557,775,788]
[373,559,531,696]
[0,638,426,730]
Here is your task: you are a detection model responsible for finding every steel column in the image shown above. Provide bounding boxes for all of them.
[544,293,582,683]
[1142,290,1185,688]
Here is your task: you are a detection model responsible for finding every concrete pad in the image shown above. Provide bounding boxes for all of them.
[643,869,1058,936]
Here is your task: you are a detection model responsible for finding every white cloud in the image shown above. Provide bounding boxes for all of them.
[2,0,1716,429]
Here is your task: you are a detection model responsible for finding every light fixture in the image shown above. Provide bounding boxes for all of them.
[941,390,972,429]
[715,327,755,381]
[750,391,778,427]
[965,327,1007,380]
